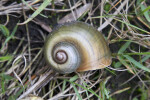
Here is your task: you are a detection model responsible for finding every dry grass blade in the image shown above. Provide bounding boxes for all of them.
[20,94,44,100]
[17,70,57,100]
[58,3,92,24]
[110,87,131,97]
[98,0,128,31]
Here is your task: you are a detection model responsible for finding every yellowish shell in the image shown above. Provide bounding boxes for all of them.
[44,21,112,73]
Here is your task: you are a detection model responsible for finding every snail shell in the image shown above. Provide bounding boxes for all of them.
[44,21,111,74]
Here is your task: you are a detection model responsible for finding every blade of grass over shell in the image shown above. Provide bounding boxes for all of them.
[18,0,52,25]
[124,55,150,72]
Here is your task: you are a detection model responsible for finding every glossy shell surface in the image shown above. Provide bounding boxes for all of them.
[44,21,112,73]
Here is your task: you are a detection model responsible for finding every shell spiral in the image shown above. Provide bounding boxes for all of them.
[44,22,112,74]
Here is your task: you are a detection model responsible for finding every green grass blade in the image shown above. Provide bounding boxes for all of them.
[141,55,150,63]
[122,52,150,56]
[0,24,18,50]
[118,56,134,74]
[10,24,18,37]
[71,83,82,100]
[18,0,52,25]
[1,76,5,94]
[114,61,122,68]
[0,73,14,94]
[105,67,116,75]
[0,73,14,81]
[0,55,13,62]
[140,5,150,22]
[64,78,102,99]
[100,77,111,100]
[118,41,131,54]
[0,24,10,37]
[62,80,66,92]
[69,75,78,82]
[113,18,149,34]
[22,0,34,10]
[22,0,47,18]
[124,55,150,72]
[72,82,102,99]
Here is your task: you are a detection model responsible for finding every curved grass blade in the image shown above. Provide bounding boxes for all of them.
[124,55,150,72]
[22,0,47,18]
[18,0,52,25]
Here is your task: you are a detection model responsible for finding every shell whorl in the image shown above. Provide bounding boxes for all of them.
[51,42,81,73]
[44,21,112,74]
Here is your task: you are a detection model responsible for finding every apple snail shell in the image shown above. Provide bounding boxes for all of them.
[44,21,112,74]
